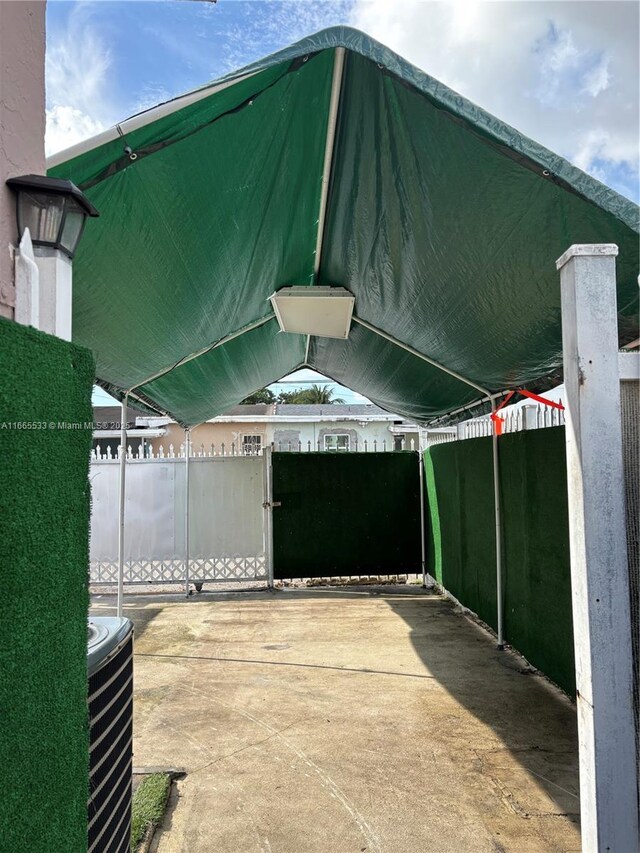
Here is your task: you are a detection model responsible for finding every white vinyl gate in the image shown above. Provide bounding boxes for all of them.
[89,450,267,584]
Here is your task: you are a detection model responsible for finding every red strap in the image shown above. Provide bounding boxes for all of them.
[517,389,565,410]
[490,389,563,436]
[490,391,515,436]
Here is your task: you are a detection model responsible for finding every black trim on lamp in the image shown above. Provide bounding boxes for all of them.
[6,174,99,259]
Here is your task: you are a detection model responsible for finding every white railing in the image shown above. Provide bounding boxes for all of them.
[422,401,565,447]
[271,437,417,453]
[92,441,262,460]
[91,436,419,461]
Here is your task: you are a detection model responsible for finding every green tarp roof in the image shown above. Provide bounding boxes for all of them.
[48,26,639,427]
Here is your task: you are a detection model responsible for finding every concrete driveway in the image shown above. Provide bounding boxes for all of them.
[91,588,580,853]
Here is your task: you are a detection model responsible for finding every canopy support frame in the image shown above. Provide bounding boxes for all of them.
[352,316,493,398]
[184,427,191,598]
[127,314,275,394]
[352,314,505,647]
[116,391,129,618]
[313,46,345,280]
[418,452,427,588]
[47,69,261,170]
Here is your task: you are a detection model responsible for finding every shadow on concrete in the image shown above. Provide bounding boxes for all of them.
[90,585,273,645]
[93,584,579,824]
[218,586,579,821]
[90,593,166,644]
[269,586,580,821]
[384,589,580,822]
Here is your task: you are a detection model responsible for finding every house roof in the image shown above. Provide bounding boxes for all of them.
[205,402,408,424]
[135,402,413,426]
[93,404,147,428]
[273,403,396,417]
[222,404,275,416]
[50,26,639,427]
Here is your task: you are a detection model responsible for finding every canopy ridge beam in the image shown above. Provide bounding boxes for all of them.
[128,313,275,394]
[351,316,493,398]
[313,46,345,282]
[126,389,172,419]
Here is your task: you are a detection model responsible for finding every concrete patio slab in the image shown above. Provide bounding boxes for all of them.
[90,588,580,853]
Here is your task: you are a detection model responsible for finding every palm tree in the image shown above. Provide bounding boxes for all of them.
[290,384,345,404]
[239,388,276,404]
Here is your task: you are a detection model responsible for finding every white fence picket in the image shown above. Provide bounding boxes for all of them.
[422,400,565,448]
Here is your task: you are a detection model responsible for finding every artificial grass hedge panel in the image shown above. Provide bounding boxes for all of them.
[500,428,575,694]
[0,318,94,853]
[424,427,575,695]
[272,452,421,578]
[424,437,498,630]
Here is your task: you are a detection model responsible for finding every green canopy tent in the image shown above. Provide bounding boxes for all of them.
[48,26,639,426]
[48,32,640,804]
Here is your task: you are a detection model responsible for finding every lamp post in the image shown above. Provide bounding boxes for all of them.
[6,174,99,340]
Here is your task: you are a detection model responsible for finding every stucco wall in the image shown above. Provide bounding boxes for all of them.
[149,420,418,454]
[271,420,397,452]
[0,0,46,318]
[149,421,269,455]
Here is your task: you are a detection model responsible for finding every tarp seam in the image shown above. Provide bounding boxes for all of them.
[77,55,323,192]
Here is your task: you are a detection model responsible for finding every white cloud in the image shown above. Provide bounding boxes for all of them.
[45,3,113,156]
[581,57,610,98]
[350,0,639,199]
[211,0,353,74]
[46,105,105,157]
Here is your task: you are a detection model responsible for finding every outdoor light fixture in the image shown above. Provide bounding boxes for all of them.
[6,174,99,259]
[269,286,355,339]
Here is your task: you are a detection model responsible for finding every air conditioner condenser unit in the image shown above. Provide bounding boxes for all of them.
[87,617,134,853]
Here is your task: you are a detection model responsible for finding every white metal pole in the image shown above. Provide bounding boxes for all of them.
[491,399,504,649]
[352,316,494,399]
[313,47,345,279]
[117,392,129,617]
[46,68,260,170]
[262,445,270,580]
[265,445,275,589]
[418,451,427,588]
[184,428,191,598]
[557,244,638,851]
[133,314,273,390]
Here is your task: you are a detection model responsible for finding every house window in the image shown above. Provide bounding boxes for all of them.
[324,434,350,452]
[242,435,262,455]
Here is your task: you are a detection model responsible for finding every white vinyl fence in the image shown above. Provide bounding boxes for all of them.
[90,445,266,584]
[422,401,566,447]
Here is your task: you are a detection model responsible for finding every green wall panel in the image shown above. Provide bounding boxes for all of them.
[425,427,574,695]
[272,452,421,578]
[0,319,94,852]
[425,437,498,630]
[500,429,575,693]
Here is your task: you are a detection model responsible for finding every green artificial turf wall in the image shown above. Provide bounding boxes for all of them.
[425,427,575,695]
[0,318,94,852]
[272,452,422,578]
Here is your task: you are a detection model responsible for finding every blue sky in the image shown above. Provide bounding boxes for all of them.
[47,1,639,201]
[46,1,352,119]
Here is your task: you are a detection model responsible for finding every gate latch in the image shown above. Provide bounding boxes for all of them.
[263,501,282,508]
